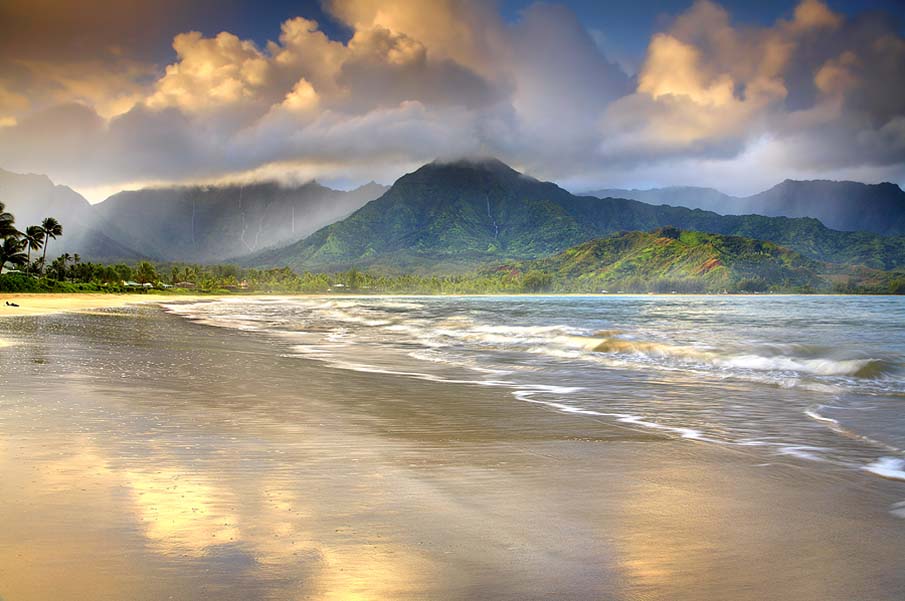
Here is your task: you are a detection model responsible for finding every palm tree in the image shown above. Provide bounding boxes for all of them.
[23,225,45,276]
[39,217,62,275]
[0,202,17,239]
[134,260,158,284]
[0,236,27,272]
[60,252,72,280]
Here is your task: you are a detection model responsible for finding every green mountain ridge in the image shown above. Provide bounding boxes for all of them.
[249,159,905,272]
[501,227,899,293]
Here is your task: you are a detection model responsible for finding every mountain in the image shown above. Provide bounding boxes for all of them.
[507,228,828,293]
[93,180,387,263]
[586,180,905,235]
[0,168,142,261]
[744,180,905,235]
[250,159,905,272]
[1,167,387,263]
[586,186,734,214]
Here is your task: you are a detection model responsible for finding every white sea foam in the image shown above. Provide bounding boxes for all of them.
[805,405,843,429]
[512,389,711,441]
[407,349,512,375]
[862,457,905,482]
[776,445,830,462]
[718,355,879,377]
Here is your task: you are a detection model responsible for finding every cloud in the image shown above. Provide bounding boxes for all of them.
[0,0,902,196]
[595,0,905,177]
[146,31,273,115]
[0,0,221,124]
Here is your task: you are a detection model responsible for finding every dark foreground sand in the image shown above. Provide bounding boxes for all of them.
[0,305,903,600]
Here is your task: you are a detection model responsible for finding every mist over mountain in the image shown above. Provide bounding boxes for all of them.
[95,180,387,263]
[745,180,905,235]
[1,167,387,263]
[0,168,142,261]
[586,180,905,235]
[249,159,905,273]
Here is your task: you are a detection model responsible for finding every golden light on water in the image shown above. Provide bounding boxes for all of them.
[0,428,432,600]
[125,468,241,557]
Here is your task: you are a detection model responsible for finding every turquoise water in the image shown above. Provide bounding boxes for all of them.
[166,295,905,481]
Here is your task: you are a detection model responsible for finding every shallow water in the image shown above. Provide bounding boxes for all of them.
[166,295,905,479]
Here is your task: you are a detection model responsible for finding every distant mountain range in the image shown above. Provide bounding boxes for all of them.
[586,179,905,236]
[95,180,386,262]
[250,159,905,272]
[0,169,386,263]
[0,169,142,261]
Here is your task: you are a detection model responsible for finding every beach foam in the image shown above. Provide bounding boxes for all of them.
[862,457,905,482]
[719,355,885,377]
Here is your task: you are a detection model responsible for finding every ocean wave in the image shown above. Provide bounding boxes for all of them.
[580,333,897,383]
[163,299,902,396]
[719,355,887,377]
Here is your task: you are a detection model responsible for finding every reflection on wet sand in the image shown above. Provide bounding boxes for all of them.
[126,468,241,556]
[611,446,905,601]
[0,430,434,600]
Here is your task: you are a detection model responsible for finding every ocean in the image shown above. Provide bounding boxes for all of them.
[165,295,905,483]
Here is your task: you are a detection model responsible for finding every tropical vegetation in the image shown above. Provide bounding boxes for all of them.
[1,195,904,295]
[248,159,905,273]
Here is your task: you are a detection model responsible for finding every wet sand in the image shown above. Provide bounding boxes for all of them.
[1,305,904,600]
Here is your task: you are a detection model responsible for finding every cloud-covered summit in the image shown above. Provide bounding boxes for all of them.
[0,0,902,199]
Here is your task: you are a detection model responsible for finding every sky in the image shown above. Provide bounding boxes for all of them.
[0,0,903,201]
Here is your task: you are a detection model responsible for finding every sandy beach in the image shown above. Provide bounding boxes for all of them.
[0,292,215,317]
[1,300,903,600]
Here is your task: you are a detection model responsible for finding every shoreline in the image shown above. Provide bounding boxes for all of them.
[1,304,903,600]
[1,291,899,318]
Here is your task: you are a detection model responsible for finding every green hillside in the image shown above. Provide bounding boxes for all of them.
[249,159,905,272]
[506,228,827,293]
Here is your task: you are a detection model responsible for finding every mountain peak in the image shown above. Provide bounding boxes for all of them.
[422,156,523,176]
[351,180,389,195]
